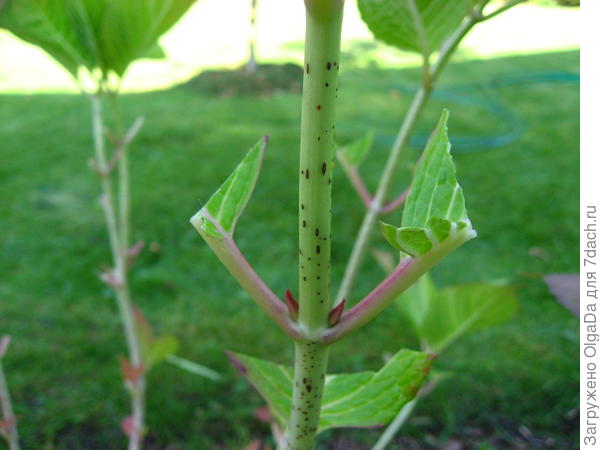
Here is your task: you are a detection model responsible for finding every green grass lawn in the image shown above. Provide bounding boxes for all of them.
[0,49,578,449]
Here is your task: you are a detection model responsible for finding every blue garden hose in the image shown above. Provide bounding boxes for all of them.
[380,71,579,154]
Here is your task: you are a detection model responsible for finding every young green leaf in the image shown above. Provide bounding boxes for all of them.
[145,335,178,370]
[358,0,473,56]
[380,110,476,256]
[190,137,267,239]
[132,306,154,358]
[338,129,374,167]
[402,110,466,227]
[397,275,518,352]
[227,349,432,432]
[0,0,194,78]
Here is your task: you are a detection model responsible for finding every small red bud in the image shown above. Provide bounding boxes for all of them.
[126,240,145,268]
[121,416,135,438]
[285,289,299,321]
[99,266,123,288]
[253,406,273,424]
[242,440,264,450]
[120,356,145,387]
[328,299,345,327]
[0,417,15,438]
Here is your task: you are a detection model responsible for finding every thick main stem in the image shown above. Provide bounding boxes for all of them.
[287,2,344,449]
[0,361,19,450]
[335,12,481,305]
[90,95,145,450]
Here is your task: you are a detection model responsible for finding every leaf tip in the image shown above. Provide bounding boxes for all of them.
[189,209,203,230]
[225,351,248,376]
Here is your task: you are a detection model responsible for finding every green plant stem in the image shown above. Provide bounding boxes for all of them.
[0,360,19,450]
[335,10,482,305]
[246,0,258,73]
[287,2,344,448]
[371,399,418,450]
[192,212,303,340]
[90,95,145,450]
[481,0,526,22]
[117,128,130,256]
[322,224,475,343]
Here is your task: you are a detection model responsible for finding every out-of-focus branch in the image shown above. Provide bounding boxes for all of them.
[0,336,20,450]
[336,152,373,210]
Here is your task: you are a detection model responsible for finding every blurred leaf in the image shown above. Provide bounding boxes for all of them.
[145,335,178,370]
[338,129,374,166]
[165,354,221,381]
[544,273,579,317]
[97,0,194,76]
[396,273,437,331]
[142,42,167,60]
[132,306,154,358]
[191,137,267,238]
[381,110,475,256]
[228,349,432,432]
[358,0,473,56]
[371,248,397,273]
[0,0,194,78]
[397,275,518,352]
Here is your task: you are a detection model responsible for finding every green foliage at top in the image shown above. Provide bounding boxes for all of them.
[358,0,473,56]
[0,0,194,79]
[191,137,267,238]
[338,129,374,167]
[228,349,432,432]
[380,110,475,256]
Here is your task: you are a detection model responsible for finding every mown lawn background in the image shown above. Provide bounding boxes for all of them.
[0,48,578,448]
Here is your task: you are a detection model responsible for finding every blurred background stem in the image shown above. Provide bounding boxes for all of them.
[335,0,524,305]
[90,93,145,450]
[0,356,19,450]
